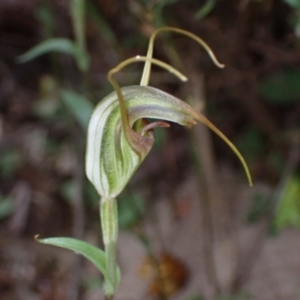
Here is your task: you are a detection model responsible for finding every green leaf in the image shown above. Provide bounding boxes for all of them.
[38,236,121,296]
[258,69,300,103]
[60,89,94,130]
[17,38,89,71]
[83,275,103,290]
[17,38,76,62]
[275,175,300,230]
[71,0,85,52]
[38,237,108,277]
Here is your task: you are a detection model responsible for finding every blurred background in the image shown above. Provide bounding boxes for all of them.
[0,0,300,299]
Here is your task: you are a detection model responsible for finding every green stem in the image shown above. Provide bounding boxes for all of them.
[71,0,85,54]
[100,197,119,298]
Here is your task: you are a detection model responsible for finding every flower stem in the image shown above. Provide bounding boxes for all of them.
[100,197,119,298]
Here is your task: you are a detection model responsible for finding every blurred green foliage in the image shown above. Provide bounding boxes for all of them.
[258,68,300,104]
[33,76,60,119]
[84,181,100,206]
[0,197,14,221]
[83,275,103,291]
[284,0,300,9]
[195,0,217,20]
[71,0,86,52]
[86,2,119,48]
[118,193,146,229]
[187,296,203,300]
[266,151,285,173]
[17,38,90,72]
[235,125,264,163]
[61,179,77,204]
[248,194,270,223]
[60,90,94,130]
[214,293,251,300]
[0,150,22,178]
[274,175,300,230]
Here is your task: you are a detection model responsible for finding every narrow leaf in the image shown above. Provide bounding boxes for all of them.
[71,0,85,51]
[17,38,78,63]
[17,38,89,71]
[60,89,94,130]
[37,237,108,277]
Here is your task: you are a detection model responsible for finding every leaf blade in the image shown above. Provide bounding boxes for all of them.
[17,38,90,71]
[38,237,108,276]
[17,38,77,63]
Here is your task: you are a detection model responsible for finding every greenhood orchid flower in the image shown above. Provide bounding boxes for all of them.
[84,27,252,299]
